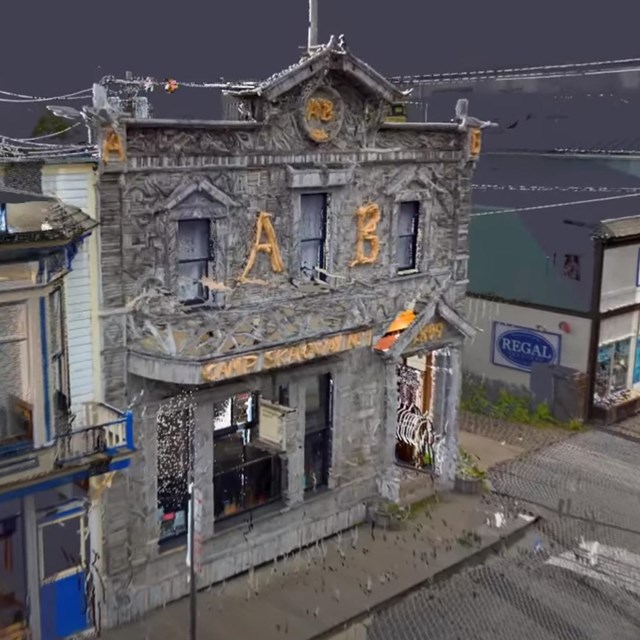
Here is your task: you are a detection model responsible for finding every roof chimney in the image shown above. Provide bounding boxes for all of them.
[308,0,318,51]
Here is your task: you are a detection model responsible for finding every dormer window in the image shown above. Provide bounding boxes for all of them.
[177,219,213,304]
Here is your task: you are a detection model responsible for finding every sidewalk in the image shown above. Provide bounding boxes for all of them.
[101,490,536,640]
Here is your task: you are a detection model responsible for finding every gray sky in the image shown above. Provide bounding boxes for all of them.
[3,0,640,136]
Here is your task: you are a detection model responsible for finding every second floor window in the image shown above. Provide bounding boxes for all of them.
[178,219,212,304]
[0,302,32,449]
[300,193,327,280]
[397,201,420,272]
[49,288,70,430]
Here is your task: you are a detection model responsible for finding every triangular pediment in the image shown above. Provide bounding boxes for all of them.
[156,177,239,212]
[225,36,408,105]
[383,167,441,197]
[375,297,476,359]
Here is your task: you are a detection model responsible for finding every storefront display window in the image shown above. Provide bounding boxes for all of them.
[213,392,282,520]
[595,339,631,399]
[303,374,333,492]
[634,336,640,386]
[157,405,193,544]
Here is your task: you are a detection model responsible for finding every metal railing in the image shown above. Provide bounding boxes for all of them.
[54,402,134,466]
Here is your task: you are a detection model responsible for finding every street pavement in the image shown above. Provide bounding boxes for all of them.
[367,417,640,640]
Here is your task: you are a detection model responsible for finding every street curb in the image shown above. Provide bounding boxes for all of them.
[310,513,542,640]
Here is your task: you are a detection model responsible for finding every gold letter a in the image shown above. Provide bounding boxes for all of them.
[239,212,285,283]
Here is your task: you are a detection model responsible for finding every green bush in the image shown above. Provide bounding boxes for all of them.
[461,378,581,430]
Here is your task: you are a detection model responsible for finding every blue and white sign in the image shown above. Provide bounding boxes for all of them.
[492,322,561,372]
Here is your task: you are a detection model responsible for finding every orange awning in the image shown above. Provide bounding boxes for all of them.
[373,309,417,352]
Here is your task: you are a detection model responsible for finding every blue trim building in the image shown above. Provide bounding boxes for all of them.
[0,187,135,640]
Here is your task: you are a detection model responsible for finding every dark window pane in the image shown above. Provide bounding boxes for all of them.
[214,431,246,472]
[278,385,290,406]
[304,374,331,431]
[397,237,416,270]
[304,430,329,490]
[398,202,419,235]
[178,261,207,301]
[214,448,281,519]
[41,516,83,578]
[300,194,326,241]
[301,240,323,276]
[304,376,322,416]
[178,220,210,261]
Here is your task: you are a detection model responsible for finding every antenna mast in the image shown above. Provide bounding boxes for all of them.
[308,0,318,51]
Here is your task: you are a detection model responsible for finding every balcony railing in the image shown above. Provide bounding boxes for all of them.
[54,402,134,467]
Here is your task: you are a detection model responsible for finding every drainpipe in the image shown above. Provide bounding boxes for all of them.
[586,236,605,420]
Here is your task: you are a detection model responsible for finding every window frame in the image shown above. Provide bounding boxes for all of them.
[299,192,328,281]
[396,200,420,273]
[595,338,631,399]
[212,391,282,522]
[303,373,333,493]
[48,287,70,423]
[0,301,33,449]
[562,253,581,281]
[177,218,214,306]
[156,404,194,546]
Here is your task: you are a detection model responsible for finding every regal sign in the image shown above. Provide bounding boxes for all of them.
[202,328,373,382]
[492,322,560,372]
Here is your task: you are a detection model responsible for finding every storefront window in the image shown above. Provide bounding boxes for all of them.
[157,405,193,544]
[213,392,282,520]
[595,339,631,399]
[304,374,333,492]
[634,336,640,385]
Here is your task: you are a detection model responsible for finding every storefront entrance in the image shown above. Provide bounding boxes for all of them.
[38,500,90,640]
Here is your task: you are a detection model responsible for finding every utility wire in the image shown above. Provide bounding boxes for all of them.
[473,184,640,194]
[389,55,640,85]
[0,87,93,103]
[471,192,640,217]
[15,122,82,141]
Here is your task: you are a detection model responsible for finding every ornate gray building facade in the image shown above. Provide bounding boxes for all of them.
[95,38,479,626]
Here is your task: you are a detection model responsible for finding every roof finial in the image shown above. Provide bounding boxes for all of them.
[308,0,318,51]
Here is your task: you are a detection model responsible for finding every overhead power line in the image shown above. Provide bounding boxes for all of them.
[473,184,640,194]
[388,55,640,85]
[471,192,640,217]
[0,87,93,103]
